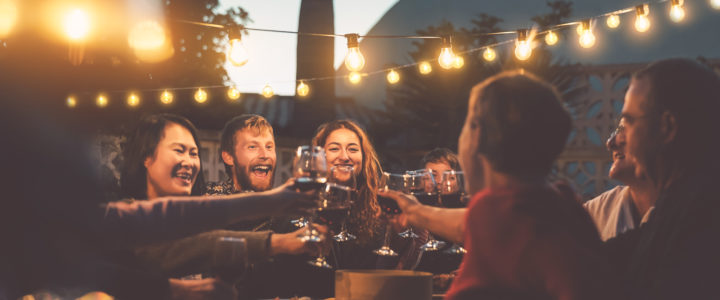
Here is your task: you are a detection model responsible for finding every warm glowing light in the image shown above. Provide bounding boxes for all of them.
[418,62,432,75]
[66,96,77,108]
[483,47,496,62]
[0,0,18,38]
[227,38,249,67]
[579,30,596,48]
[96,94,108,108]
[515,41,532,60]
[128,20,166,50]
[64,9,91,41]
[387,69,400,84]
[296,81,309,97]
[227,87,241,100]
[453,55,464,69]
[635,5,651,33]
[606,14,620,28]
[348,72,362,84]
[545,31,558,46]
[576,24,584,35]
[160,90,173,104]
[437,35,455,69]
[127,93,140,107]
[262,84,274,99]
[194,88,207,103]
[712,0,720,10]
[669,0,685,23]
[344,34,365,71]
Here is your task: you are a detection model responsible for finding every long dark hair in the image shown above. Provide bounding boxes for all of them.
[120,114,205,199]
[312,120,382,245]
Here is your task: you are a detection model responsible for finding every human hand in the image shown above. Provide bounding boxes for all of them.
[261,178,320,216]
[270,224,329,256]
[377,189,421,214]
[168,278,237,300]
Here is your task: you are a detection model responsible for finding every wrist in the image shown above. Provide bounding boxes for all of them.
[269,233,286,256]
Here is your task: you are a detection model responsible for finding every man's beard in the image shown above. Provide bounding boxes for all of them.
[233,160,274,192]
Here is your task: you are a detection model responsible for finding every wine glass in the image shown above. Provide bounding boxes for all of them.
[399,169,434,239]
[308,182,354,268]
[329,166,357,242]
[411,169,447,252]
[294,146,328,243]
[440,170,468,255]
[212,237,248,284]
[373,172,404,256]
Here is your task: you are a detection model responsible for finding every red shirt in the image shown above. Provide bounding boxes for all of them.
[445,185,616,300]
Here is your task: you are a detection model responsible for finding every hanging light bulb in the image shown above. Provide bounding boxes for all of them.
[418,62,432,75]
[483,47,496,62]
[545,30,558,46]
[387,69,400,84]
[453,55,464,69]
[344,34,365,72]
[66,95,77,108]
[227,87,241,100]
[669,0,685,22]
[635,4,651,32]
[96,94,108,108]
[194,88,208,103]
[606,14,621,28]
[514,29,532,61]
[64,8,91,41]
[578,19,596,48]
[712,0,720,10]
[438,35,455,69]
[296,81,309,97]
[227,32,249,67]
[127,93,140,107]
[160,90,174,104]
[348,72,362,84]
[261,84,274,99]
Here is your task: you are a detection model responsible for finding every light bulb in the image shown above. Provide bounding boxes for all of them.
[227,87,241,100]
[453,55,464,69]
[296,81,309,97]
[545,31,558,46]
[418,62,432,75]
[438,47,455,69]
[483,47,496,62]
[64,9,90,41]
[128,20,165,50]
[160,90,173,104]
[194,88,207,103]
[579,30,596,48]
[635,4,651,33]
[344,34,365,71]
[515,40,532,61]
[606,14,620,28]
[670,0,685,23]
[0,0,18,38]
[127,93,140,107]
[712,0,720,10]
[386,69,400,84]
[227,38,249,67]
[96,94,108,108]
[348,72,362,84]
[66,96,77,108]
[262,84,273,99]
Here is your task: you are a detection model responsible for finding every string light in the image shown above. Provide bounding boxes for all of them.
[96,94,108,108]
[194,88,208,103]
[453,55,464,69]
[483,47,496,62]
[66,95,77,108]
[127,93,140,107]
[387,69,400,84]
[0,0,18,38]
[545,30,558,46]
[606,14,621,28]
[669,0,686,23]
[344,34,365,72]
[227,87,241,100]
[438,35,455,69]
[296,81,309,97]
[578,19,596,48]
[418,62,432,75]
[160,90,174,104]
[64,9,90,41]
[635,4,651,33]
[514,29,532,61]
[227,31,249,67]
[348,72,362,84]
[262,84,274,98]
[712,0,720,10]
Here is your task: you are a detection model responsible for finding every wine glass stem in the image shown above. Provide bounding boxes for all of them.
[383,223,392,247]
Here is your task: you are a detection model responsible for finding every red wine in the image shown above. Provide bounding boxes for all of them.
[440,193,466,208]
[295,177,327,191]
[414,192,439,206]
[316,206,350,227]
[377,195,401,215]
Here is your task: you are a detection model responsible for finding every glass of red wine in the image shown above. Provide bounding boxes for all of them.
[307,182,354,268]
[373,172,404,256]
[440,170,468,255]
[329,166,357,242]
[294,145,328,243]
[212,237,248,284]
[410,168,447,252]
